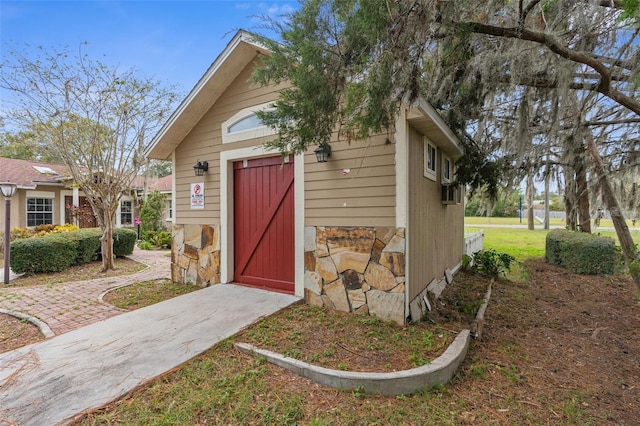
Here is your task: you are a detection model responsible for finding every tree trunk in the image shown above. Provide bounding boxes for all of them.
[544,155,550,230]
[527,170,535,230]
[586,133,640,290]
[564,166,577,230]
[575,144,591,233]
[100,224,115,272]
[97,206,116,272]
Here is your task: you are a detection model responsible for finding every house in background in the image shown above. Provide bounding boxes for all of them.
[129,174,174,229]
[0,157,90,229]
[0,156,173,232]
[145,31,465,325]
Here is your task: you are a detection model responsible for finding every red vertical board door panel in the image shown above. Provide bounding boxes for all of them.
[233,156,294,293]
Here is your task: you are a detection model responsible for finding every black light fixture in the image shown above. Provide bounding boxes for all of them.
[193,160,209,177]
[314,143,331,163]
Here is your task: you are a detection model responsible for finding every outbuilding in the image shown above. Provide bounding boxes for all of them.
[145,31,465,324]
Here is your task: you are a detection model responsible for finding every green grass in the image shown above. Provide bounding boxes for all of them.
[466,219,640,262]
[103,279,200,310]
[464,216,640,230]
[464,216,565,226]
[465,227,550,261]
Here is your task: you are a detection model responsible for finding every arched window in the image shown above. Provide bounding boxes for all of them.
[222,102,276,143]
[227,113,264,134]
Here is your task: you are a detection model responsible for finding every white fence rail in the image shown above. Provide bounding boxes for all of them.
[464,231,484,256]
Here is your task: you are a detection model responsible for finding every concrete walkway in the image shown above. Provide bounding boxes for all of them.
[0,249,300,425]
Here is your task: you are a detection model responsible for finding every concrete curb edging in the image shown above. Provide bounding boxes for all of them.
[0,308,55,338]
[471,279,493,340]
[236,329,470,396]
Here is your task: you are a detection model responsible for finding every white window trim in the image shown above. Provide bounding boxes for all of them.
[117,197,134,227]
[221,102,276,144]
[24,190,55,199]
[166,198,173,221]
[442,154,452,184]
[26,197,54,227]
[423,137,437,181]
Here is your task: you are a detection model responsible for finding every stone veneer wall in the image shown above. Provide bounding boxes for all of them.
[304,226,406,325]
[172,224,221,286]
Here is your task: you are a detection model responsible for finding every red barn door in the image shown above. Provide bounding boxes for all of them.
[233,156,294,293]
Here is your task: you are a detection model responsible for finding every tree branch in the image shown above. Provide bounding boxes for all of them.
[463,22,640,117]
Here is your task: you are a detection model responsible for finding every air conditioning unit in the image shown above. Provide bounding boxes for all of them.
[441,184,462,205]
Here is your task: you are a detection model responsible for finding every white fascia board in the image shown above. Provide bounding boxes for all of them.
[144,30,269,159]
[415,98,463,156]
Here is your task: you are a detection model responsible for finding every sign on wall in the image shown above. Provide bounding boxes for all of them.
[190,182,205,209]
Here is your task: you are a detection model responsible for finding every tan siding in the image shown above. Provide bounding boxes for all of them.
[173,58,282,225]
[407,125,464,301]
[304,134,396,227]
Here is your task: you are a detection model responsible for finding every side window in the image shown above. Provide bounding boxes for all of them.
[442,155,451,184]
[423,138,437,180]
[166,199,173,220]
[120,200,133,226]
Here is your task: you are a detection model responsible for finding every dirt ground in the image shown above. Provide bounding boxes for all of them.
[234,259,640,424]
[453,259,640,424]
[0,313,44,353]
[5,258,640,425]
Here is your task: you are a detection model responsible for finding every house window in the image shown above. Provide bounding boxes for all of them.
[120,200,133,226]
[227,113,264,134]
[221,102,277,144]
[442,156,452,184]
[424,138,437,180]
[27,198,54,226]
[166,199,173,220]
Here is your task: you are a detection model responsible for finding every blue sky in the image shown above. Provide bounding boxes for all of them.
[1,0,299,94]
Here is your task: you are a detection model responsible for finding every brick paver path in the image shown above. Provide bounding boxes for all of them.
[0,248,170,336]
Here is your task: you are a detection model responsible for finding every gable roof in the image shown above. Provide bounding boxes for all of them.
[129,174,172,192]
[145,30,463,161]
[145,30,268,160]
[0,157,71,189]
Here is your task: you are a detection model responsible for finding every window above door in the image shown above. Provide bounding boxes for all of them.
[221,102,276,144]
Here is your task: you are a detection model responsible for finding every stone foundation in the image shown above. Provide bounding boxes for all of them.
[172,224,221,286]
[304,226,406,325]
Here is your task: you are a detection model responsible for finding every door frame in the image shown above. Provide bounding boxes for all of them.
[220,146,305,297]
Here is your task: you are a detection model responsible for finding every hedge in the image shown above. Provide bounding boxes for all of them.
[68,229,102,264]
[10,233,77,274]
[112,228,137,257]
[10,227,137,274]
[545,229,616,275]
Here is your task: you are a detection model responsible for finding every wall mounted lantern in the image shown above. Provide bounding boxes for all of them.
[314,143,331,163]
[193,160,209,177]
[1,181,17,285]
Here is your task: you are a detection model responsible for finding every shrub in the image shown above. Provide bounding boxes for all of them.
[143,230,171,249]
[10,233,77,274]
[113,228,137,257]
[137,241,153,250]
[472,249,516,277]
[9,227,136,275]
[10,227,36,240]
[545,229,616,275]
[33,224,56,234]
[545,229,571,266]
[67,229,101,264]
[53,224,80,233]
[140,191,167,233]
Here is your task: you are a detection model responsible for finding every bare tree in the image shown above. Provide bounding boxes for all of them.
[0,44,178,271]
